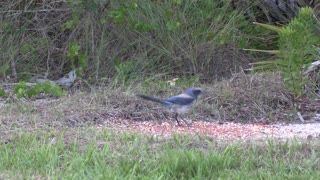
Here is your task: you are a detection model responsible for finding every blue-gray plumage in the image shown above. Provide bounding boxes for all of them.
[137,88,202,126]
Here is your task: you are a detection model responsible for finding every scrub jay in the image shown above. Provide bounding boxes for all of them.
[137,88,202,126]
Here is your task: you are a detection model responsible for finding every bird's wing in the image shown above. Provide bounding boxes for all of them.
[165,94,195,105]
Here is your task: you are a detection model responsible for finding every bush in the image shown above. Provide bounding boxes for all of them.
[0,0,252,83]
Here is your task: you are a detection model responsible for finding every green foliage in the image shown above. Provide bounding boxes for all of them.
[13,81,66,98]
[62,12,80,30]
[21,43,36,53]
[277,7,319,99]
[110,6,127,25]
[67,40,87,75]
[253,22,283,33]
[249,7,319,99]
[110,2,156,32]
[14,81,27,98]
[67,40,81,70]
[166,21,181,31]
[113,59,137,86]
[26,81,66,98]
[104,0,246,79]
[0,88,8,98]
[132,22,154,32]
[0,63,10,78]
[109,2,138,25]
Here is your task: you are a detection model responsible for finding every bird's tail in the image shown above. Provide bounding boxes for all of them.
[137,94,168,105]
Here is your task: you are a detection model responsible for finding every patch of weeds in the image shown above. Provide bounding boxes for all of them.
[0,63,9,79]
[15,101,37,114]
[112,59,140,86]
[13,81,66,98]
[118,131,137,142]
[67,40,87,75]
[0,88,8,97]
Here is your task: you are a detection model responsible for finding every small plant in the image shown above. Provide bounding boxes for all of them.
[13,81,66,98]
[0,88,8,98]
[277,9,319,99]
[109,2,138,25]
[166,21,181,31]
[0,63,9,79]
[26,81,66,98]
[67,40,87,75]
[113,59,137,86]
[14,81,27,98]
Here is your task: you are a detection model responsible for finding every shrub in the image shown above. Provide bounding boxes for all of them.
[249,7,319,101]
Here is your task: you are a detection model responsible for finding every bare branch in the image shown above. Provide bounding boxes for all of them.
[0,9,72,14]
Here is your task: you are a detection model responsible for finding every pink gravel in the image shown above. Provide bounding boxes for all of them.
[99,118,320,141]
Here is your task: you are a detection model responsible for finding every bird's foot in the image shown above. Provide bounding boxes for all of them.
[182,119,193,127]
[162,112,170,120]
[175,119,181,126]
[175,119,192,127]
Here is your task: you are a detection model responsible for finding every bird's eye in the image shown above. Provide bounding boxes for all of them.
[194,90,201,94]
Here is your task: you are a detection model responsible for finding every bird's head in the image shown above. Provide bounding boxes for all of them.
[184,88,202,99]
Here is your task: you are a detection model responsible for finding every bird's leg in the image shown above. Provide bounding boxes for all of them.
[163,112,169,120]
[182,118,192,127]
[180,114,192,127]
[175,113,180,126]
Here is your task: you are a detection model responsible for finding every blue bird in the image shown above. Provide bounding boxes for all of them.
[137,88,202,126]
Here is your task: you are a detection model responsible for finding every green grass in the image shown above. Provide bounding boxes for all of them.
[1,128,320,179]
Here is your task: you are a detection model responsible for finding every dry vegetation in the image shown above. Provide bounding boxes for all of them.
[0,0,256,81]
[1,72,320,143]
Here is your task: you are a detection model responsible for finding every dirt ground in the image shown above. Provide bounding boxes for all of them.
[1,86,320,142]
[99,117,320,142]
